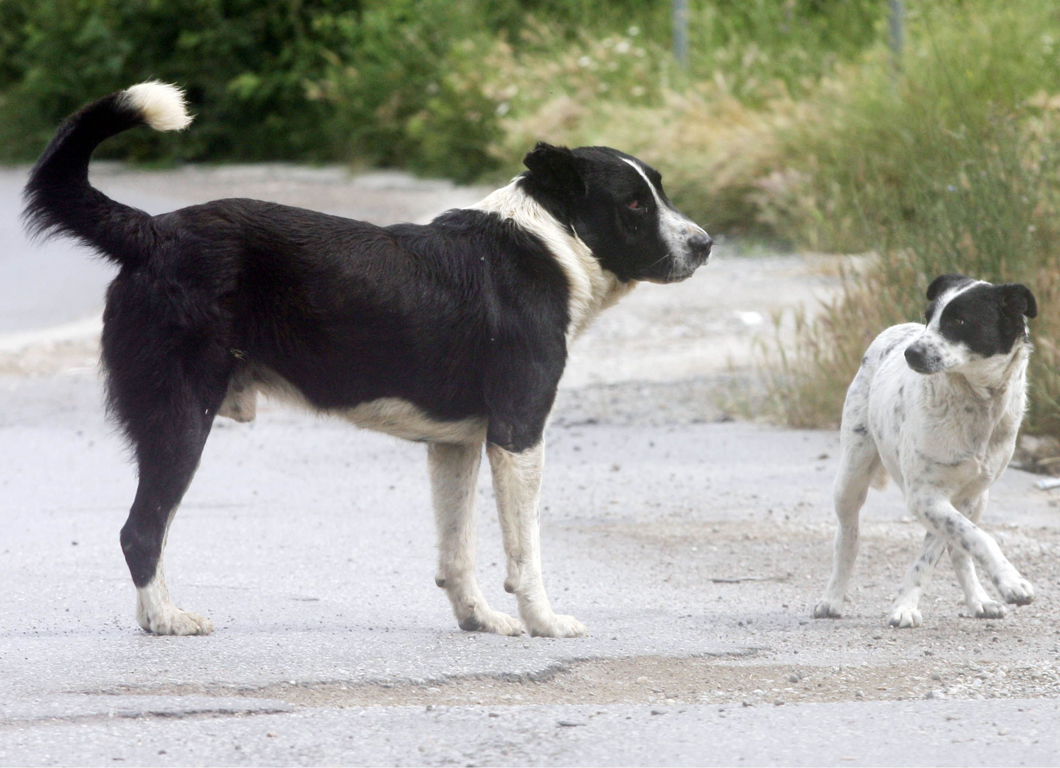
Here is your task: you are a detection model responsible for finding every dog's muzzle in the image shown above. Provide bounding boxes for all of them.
[904,342,937,374]
[687,230,713,268]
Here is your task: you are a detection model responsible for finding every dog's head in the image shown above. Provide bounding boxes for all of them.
[520,143,712,283]
[904,273,1037,375]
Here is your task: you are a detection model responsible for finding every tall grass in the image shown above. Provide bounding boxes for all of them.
[755,3,1060,432]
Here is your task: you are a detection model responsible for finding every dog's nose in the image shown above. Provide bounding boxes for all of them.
[904,344,928,373]
[689,231,713,260]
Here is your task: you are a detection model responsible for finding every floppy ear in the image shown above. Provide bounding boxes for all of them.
[926,273,970,301]
[998,283,1038,319]
[523,142,585,197]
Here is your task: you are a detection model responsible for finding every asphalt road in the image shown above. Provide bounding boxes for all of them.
[2,165,1060,766]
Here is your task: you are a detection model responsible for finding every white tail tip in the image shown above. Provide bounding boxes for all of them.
[121,81,192,132]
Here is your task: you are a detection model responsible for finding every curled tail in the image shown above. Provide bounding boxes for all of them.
[22,81,192,268]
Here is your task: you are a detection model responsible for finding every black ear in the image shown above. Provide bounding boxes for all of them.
[926,273,971,301]
[998,283,1037,319]
[523,142,584,197]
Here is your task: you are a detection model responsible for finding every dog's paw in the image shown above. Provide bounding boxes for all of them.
[997,577,1035,606]
[888,605,922,628]
[138,607,214,636]
[812,598,844,619]
[971,600,1006,620]
[526,613,587,638]
[458,609,526,636]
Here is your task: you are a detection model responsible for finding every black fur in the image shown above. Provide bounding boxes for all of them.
[934,281,1037,357]
[520,142,711,283]
[23,88,709,603]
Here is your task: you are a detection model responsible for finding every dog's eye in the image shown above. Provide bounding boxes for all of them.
[627,199,644,211]
[952,318,965,327]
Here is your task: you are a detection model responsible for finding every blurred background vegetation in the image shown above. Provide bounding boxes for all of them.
[2,0,1059,433]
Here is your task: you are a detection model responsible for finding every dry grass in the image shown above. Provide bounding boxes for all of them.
[471,3,1060,433]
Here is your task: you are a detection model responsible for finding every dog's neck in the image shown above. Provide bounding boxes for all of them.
[471,180,636,340]
[940,340,1030,409]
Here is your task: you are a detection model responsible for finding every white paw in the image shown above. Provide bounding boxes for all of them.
[812,598,844,619]
[138,606,214,636]
[526,613,588,638]
[971,600,1006,619]
[997,577,1035,606]
[458,609,526,636]
[888,605,922,628]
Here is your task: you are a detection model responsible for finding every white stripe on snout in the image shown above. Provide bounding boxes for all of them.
[619,157,709,260]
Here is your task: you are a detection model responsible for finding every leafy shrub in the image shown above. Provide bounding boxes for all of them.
[312,0,503,182]
[0,0,363,163]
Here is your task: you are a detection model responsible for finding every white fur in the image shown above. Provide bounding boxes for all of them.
[620,157,709,279]
[430,442,525,636]
[814,293,1034,626]
[472,181,636,340]
[220,373,486,443]
[122,81,192,132]
[343,399,486,443]
[487,441,587,638]
[136,557,213,636]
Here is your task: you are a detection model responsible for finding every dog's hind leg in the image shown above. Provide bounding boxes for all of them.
[429,442,525,636]
[814,393,880,619]
[950,492,1006,619]
[104,291,231,635]
[119,404,217,636]
[488,441,586,638]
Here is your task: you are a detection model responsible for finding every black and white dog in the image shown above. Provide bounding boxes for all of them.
[814,274,1037,627]
[24,82,712,637]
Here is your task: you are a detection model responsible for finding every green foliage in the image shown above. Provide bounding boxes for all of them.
[0,0,895,176]
[0,0,364,162]
[314,0,503,181]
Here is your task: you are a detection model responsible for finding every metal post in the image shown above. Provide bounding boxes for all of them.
[888,0,904,74]
[673,0,689,69]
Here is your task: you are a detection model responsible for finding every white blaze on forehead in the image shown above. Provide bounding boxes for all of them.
[619,157,707,256]
[926,279,984,330]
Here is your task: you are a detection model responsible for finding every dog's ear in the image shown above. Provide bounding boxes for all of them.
[926,273,970,301]
[523,142,585,198]
[998,283,1038,319]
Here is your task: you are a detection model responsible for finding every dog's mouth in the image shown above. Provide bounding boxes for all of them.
[645,246,712,285]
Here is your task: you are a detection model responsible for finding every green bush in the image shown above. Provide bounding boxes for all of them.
[0,0,893,177]
[0,0,363,163]
[312,0,503,181]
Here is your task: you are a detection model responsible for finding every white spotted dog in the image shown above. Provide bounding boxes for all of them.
[23,82,712,638]
[814,274,1038,628]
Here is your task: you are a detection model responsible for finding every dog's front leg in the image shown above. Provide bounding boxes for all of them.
[487,441,586,638]
[890,532,947,627]
[913,491,1034,606]
[429,442,525,636]
[950,492,1006,619]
